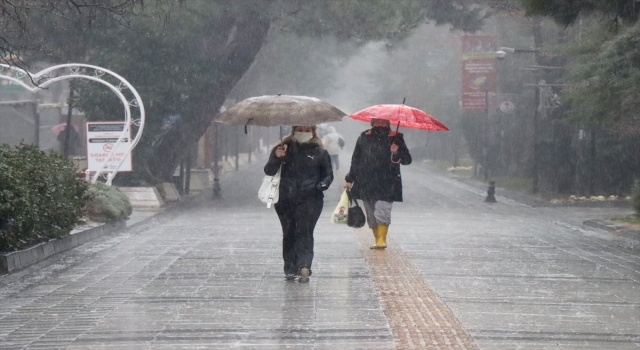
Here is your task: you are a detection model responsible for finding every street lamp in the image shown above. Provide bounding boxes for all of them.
[496,47,538,58]
[495,47,542,193]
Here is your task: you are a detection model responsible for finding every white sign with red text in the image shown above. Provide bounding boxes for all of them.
[86,122,133,172]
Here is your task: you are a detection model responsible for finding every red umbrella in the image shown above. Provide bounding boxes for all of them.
[349,103,449,131]
[50,123,79,136]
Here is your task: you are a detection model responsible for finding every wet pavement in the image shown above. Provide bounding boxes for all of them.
[0,159,638,349]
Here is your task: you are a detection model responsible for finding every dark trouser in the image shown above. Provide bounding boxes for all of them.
[275,197,323,275]
[330,154,339,170]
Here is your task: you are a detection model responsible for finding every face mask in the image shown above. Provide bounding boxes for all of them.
[372,126,389,136]
[294,132,313,143]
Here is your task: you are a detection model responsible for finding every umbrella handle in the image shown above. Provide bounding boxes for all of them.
[279,126,284,146]
[391,121,400,144]
[390,121,401,164]
[244,118,253,134]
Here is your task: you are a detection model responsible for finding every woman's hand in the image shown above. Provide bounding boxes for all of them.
[343,182,353,190]
[390,143,399,153]
[275,146,286,158]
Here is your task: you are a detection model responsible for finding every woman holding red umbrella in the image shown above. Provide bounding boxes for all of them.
[344,118,412,249]
[345,101,448,249]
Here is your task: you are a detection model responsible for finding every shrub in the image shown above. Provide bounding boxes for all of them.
[0,143,89,251]
[632,180,640,216]
[85,182,132,223]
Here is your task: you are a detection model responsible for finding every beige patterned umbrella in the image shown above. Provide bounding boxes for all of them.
[215,94,346,128]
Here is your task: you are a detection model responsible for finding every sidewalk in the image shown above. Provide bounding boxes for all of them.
[419,161,640,246]
[0,158,638,349]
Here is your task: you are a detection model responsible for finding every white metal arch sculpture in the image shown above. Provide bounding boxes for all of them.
[0,63,145,185]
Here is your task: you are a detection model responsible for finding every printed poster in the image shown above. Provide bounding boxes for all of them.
[462,36,497,110]
[86,122,133,172]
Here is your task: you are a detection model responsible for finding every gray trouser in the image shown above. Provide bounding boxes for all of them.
[362,200,393,229]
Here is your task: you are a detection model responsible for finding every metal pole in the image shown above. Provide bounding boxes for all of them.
[178,158,185,194]
[224,125,228,161]
[532,85,540,194]
[32,101,40,147]
[248,127,252,164]
[589,129,596,196]
[212,122,221,198]
[63,86,74,156]
[235,126,240,171]
[483,90,489,180]
[185,146,192,195]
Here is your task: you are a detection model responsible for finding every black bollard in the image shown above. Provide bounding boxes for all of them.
[212,177,222,199]
[484,180,497,203]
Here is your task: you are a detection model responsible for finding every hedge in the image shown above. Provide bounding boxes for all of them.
[85,182,132,223]
[0,143,89,251]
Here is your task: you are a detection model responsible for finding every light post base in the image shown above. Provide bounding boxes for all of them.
[212,177,222,199]
[484,181,497,203]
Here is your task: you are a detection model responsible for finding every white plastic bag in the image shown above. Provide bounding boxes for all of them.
[330,190,349,224]
[258,165,281,208]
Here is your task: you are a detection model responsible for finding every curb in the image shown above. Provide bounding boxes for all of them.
[583,219,640,242]
[0,183,220,274]
[0,221,126,273]
[0,190,205,274]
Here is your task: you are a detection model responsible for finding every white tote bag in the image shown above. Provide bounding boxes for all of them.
[258,165,281,208]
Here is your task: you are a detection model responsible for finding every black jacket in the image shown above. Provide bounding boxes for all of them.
[264,141,333,201]
[345,129,412,202]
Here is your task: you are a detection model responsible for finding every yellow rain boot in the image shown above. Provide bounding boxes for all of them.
[369,227,381,249]
[370,224,388,250]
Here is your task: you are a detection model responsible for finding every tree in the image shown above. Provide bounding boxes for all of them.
[561,21,640,132]
[517,0,640,131]
[42,0,486,182]
[519,0,639,27]
[0,0,162,67]
[513,0,640,195]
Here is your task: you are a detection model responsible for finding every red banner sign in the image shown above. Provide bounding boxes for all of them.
[462,36,497,110]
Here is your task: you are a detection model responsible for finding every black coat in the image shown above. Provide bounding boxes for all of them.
[345,129,412,202]
[264,141,333,201]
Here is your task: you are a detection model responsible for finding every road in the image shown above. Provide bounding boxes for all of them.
[0,158,638,349]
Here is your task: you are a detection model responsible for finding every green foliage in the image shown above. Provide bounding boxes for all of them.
[632,180,640,216]
[29,0,486,182]
[0,143,90,252]
[519,0,640,27]
[518,0,640,131]
[284,0,484,41]
[592,131,640,195]
[562,21,640,129]
[84,183,132,223]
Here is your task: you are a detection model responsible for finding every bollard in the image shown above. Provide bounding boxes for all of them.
[212,177,222,199]
[484,180,497,203]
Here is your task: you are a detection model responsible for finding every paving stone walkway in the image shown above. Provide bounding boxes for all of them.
[355,228,478,349]
[0,160,638,349]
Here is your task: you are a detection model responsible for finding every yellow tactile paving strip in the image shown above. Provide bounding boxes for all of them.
[355,228,480,350]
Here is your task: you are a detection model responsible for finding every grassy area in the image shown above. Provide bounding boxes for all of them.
[422,159,536,193]
[488,176,534,194]
[611,215,640,229]
[423,158,475,178]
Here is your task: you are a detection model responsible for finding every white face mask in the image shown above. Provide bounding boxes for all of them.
[294,132,313,143]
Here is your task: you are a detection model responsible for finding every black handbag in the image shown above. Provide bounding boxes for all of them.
[346,190,366,228]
